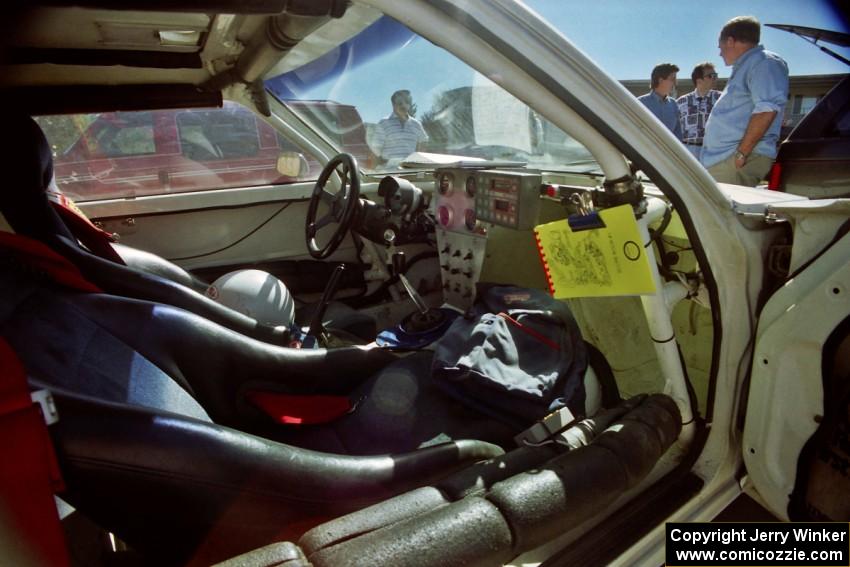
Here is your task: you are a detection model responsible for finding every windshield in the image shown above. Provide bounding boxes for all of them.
[264,11,599,175]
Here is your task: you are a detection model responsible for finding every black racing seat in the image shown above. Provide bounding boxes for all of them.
[1,114,375,344]
[0,240,505,564]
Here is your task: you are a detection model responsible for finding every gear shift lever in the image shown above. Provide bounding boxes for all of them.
[391,251,428,315]
[307,264,345,339]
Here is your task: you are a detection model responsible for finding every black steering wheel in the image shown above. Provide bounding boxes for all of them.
[305,153,361,259]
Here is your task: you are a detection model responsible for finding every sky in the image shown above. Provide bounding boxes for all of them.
[282,0,850,124]
[530,0,850,80]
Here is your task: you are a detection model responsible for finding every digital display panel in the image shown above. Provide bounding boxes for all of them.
[434,167,541,231]
[490,178,517,194]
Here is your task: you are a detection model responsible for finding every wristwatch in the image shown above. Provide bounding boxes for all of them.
[734,150,747,161]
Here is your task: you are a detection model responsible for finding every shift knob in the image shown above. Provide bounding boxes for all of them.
[391,251,406,277]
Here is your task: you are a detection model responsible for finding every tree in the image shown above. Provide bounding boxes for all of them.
[419,87,474,151]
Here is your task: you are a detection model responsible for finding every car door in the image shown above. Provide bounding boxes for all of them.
[742,200,850,521]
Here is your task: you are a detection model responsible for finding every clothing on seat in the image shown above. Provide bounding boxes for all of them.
[431,286,588,428]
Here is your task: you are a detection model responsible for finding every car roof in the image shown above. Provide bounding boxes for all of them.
[0,2,346,115]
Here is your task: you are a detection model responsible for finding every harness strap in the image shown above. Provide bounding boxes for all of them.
[47,191,124,265]
[0,231,102,293]
[0,338,69,566]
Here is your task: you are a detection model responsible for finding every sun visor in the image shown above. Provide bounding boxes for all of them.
[263,4,384,80]
[0,84,222,115]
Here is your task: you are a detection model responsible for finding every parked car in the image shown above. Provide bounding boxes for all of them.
[44,100,369,201]
[766,25,850,198]
[768,75,850,197]
[0,3,847,567]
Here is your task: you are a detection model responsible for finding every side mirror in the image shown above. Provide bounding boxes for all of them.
[276,152,310,178]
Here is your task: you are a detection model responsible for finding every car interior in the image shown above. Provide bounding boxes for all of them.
[0,1,793,566]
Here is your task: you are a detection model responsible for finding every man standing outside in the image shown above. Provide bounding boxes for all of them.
[677,63,722,160]
[702,16,789,186]
[638,63,682,140]
[372,89,429,166]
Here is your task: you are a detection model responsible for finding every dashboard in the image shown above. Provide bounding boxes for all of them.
[434,168,542,233]
[432,167,544,308]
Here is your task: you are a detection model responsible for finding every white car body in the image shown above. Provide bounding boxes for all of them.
[1,1,848,565]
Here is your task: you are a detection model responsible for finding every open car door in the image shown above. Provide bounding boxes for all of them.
[742,202,850,521]
[764,24,850,66]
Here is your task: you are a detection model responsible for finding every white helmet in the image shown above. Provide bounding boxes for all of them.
[207,269,295,327]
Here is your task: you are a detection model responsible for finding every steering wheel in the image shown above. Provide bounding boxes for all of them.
[305,153,361,259]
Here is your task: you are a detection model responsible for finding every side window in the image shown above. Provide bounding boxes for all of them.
[92,113,156,158]
[39,102,319,202]
[286,102,370,165]
[176,109,261,161]
[276,132,302,153]
[827,102,850,138]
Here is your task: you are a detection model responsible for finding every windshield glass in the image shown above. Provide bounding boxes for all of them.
[264,11,598,175]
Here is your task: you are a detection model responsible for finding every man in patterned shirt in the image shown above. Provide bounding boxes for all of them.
[372,89,429,166]
[676,63,722,160]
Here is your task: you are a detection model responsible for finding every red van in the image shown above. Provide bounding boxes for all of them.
[50,100,369,201]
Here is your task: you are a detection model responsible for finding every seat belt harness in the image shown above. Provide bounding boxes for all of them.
[0,338,69,566]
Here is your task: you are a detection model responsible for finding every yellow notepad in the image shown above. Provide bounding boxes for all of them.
[533,204,656,298]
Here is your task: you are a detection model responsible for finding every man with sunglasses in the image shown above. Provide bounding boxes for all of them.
[702,16,789,186]
[676,63,722,160]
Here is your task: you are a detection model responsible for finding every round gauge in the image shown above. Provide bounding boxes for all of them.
[437,205,454,227]
[378,176,423,216]
[438,173,454,195]
[465,176,477,197]
[464,208,477,231]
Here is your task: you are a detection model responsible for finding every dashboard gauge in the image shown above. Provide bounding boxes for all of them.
[464,208,477,231]
[465,175,477,197]
[378,176,424,216]
[437,205,454,227]
[438,173,454,195]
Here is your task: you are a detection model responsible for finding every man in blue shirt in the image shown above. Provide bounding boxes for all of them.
[372,89,429,166]
[702,16,789,187]
[638,63,682,140]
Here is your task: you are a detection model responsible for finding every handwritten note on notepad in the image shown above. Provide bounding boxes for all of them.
[533,205,656,298]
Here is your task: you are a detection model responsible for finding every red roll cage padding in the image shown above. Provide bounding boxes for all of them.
[0,339,69,566]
